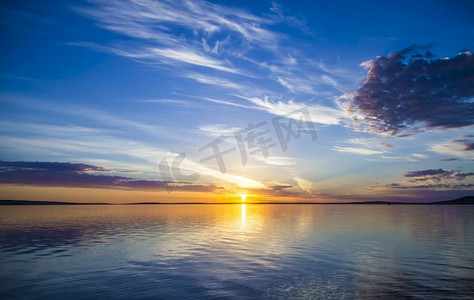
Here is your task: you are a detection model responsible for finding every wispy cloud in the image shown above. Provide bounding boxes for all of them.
[149,47,242,74]
[75,0,277,74]
[348,137,393,149]
[74,0,356,115]
[429,136,474,160]
[294,177,313,194]
[199,97,251,109]
[367,154,428,162]
[333,146,383,155]
[253,156,295,166]
[198,124,243,137]
[184,73,247,90]
[172,92,251,109]
[269,1,313,34]
[135,99,194,107]
[235,94,344,125]
[1,96,173,139]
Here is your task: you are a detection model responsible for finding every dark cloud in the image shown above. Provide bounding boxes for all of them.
[271,185,292,191]
[246,185,299,198]
[455,172,474,180]
[404,169,453,178]
[0,161,217,192]
[390,184,451,189]
[400,168,474,185]
[440,158,459,161]
[0,161,109,172]
[349,46,474,134]
[386,183,474,190]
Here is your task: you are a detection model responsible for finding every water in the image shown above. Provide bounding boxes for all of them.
[0,204,473,299]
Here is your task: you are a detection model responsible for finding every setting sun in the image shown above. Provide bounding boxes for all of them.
[240,194,247,202]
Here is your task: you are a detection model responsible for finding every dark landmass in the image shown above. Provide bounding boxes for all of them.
[345,201,399,205]
[0,196,472,205]
[343,196,474,205]
[0,200,109,205]
[428,196,474,205]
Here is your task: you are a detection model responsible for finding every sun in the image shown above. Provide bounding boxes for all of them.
[240,194,247,202]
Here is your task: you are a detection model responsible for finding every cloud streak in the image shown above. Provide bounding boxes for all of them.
[235,95,344,125]
[333,146,383,155]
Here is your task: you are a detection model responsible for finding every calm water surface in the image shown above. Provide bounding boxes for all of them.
[0,204,473,299]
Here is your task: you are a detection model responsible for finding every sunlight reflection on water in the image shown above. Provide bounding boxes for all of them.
[0,204,473,299]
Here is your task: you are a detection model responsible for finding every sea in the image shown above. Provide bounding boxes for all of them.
[0,204,473,299]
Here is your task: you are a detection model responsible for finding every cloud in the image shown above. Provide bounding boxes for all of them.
[348,137,393,149]
[136,99,194,107]
[404,169,453,178]
[453,137,474,151]
[403,168,474,184]
[198,124,242,137]
[366,154,428,162]
[269,1,312,34]
[347,46,474,134]
[246,184,299,198]
[294,177,312,194]
[3,97,171,140]
[184,73,247,90]
[235,94,344,125]
[149,47,242,74]
[253,156,295,166]
[199,97,251,109]
[0,161,109,173]
[376,168,474,195]
[171,92,251,109]
[440,158,460,161]
[429,135,474,159]
[386,183,474,190]
[0,161,217,192]
[271,184,292,191]
[455,172,474,180]
[333,146,383,155]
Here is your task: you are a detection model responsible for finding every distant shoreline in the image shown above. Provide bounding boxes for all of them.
[0,196,473,206]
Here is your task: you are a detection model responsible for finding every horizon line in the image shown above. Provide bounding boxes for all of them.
[1,196,473,206]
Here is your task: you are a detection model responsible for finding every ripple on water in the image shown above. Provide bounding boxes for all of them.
[0,204,473,299]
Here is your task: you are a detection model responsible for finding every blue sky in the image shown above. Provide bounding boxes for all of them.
[0,0,473,202]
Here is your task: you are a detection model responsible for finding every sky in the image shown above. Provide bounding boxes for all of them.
[0,0,473,203]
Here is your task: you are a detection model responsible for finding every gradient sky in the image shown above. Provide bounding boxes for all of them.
[1,0,473,203]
